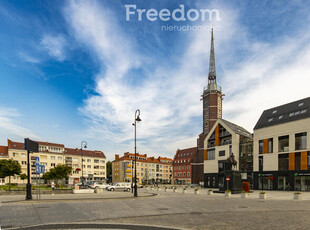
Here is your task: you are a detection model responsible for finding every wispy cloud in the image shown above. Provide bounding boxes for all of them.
[0,108,39,143]
[64,0,310,160]
[18,51,40,64]
[41,34,67,61]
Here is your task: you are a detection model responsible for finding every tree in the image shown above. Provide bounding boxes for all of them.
[20,173,27,184]
[0,159,22,190]
[43,164,72,184]
[106,161,112,181]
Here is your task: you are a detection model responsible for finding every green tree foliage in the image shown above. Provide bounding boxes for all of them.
[43,164,72,181]
[20,173,27,183]
[0,159,22,190]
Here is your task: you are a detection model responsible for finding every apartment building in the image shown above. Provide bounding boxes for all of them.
[2,139,106,184]
[253,97,310,191]
[112,152,172,184]
[172,147,198,185]
[203,119,253,188]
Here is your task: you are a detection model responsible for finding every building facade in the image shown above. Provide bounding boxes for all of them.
[253,97,310,191]
[1,139,106,185]
[112,152,172,184]
[172,147,198,185]
[203,119,253,188]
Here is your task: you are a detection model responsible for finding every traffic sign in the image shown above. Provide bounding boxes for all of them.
[226,177,230,181]
[35,157,40,164]
[36,163,40,174]
[40,165,45,174]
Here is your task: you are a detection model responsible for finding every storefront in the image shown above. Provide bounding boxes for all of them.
[253,171,310,191]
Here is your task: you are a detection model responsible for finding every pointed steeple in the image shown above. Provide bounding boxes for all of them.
[208,28,216,82]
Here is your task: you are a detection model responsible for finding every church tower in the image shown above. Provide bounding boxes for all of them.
[202,28,223,134]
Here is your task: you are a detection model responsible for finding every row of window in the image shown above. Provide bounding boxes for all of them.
[174,159,191,164]
[259,132,307,154]
[174,172,190,177]
[174,165,190,170]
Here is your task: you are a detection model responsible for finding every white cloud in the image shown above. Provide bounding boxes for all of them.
[65,1,310,160]
[41,34,67,61]
[0,108,39,144]
[18,51,40,64]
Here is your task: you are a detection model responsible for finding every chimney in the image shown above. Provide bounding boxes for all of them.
[115,154,119,160]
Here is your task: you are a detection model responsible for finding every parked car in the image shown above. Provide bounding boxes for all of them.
[89,182,108,189]
[106,183,131,192]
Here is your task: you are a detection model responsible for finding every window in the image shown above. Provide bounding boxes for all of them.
[183,172,186,177]
[13,152,18,157]
[87,159,91,163]
[272,110,277,114]
[279,115,284,119]
[219,150,225,157]
[278,154,289,171]
[41,162,47,166]
[51,163,56,167]
[278,135,289,152]
[87,165,91,168]
[268,138,273,153]
[207,149,215,160]
[100,166,105,169]
[295,132,307,150]
[22,161,27,165]
[21,153,26,158]
[301,109,307,114]
[295,111,300,115]
[51,156,55,160]
[259,140,264,154]
[298,102,304,107]
[73,158,78,162]
[268,118,273,122]
[229,145,232,154]
[58,156,62,160]
[259,156,263,171]
[289,113,294,117]
[187,172,190,177]
[187,165,190,170]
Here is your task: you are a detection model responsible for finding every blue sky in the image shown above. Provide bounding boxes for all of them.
[1,0,310,161]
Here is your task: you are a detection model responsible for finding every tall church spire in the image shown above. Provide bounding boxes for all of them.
[208,28,216,83]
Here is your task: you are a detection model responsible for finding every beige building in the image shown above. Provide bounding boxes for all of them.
[253,97,310,191]
[112,152,172,184]
[0,139,106,185]
[203,119,252,188]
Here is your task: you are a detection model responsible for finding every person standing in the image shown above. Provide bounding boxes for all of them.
[51,180,55,195]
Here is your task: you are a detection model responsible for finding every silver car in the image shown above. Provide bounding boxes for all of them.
[106,183,131,192]
[89,182,108,189]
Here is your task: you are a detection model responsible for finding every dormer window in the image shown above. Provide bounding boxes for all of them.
[295,111,301,115]
[298,102,304,107]
[268,118,273,122]
[301,109,307,114]
[289,113,294,117]
[272,110,277,114]
[279,115,284,119]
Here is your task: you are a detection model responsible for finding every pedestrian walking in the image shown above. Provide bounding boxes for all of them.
[286,183,291,191]
[51,180,55,195]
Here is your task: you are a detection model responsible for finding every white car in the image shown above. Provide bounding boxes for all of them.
[106,183,131,192]
[89,182,108,189]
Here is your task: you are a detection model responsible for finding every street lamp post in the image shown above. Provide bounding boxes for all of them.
[132,109,141,197]
[131,160,134,193]
[81,141,87,186]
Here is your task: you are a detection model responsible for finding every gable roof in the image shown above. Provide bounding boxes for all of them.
[64,148,106,158]
[173,147,198,162]
[254,97,310,130]
[220,119,252,138]
[0,146,8,157]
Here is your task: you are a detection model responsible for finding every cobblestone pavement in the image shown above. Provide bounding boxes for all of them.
[1,188,310,229]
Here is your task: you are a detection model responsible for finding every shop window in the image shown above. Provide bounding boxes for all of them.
[278,135,289,152]
[278,154,289,171]
[259,140,263,154]
[295,132,307,150]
